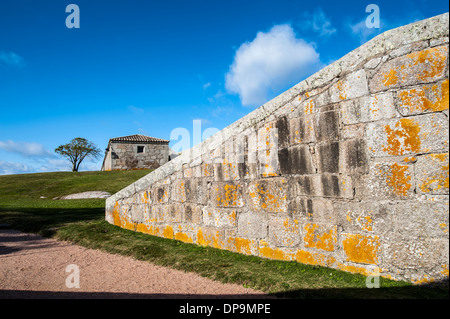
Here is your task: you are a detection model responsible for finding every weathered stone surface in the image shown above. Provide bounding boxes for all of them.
[314,111,339,142]
[211,182,243,208]
[248,178,288,212]
[366,113,449,157]
[335,200,392,235]
[354,160,415,199]
[396,79,449,116]
[415,153,449,194]
[237,211,268,239]
[203,206,237,228]
[105,14,450,285]
[329,69,369,103]
[278,144,315,175]
[340,92,398,124]
[370,45,448,93]
[269,216,300,247]
[303,223,337,252]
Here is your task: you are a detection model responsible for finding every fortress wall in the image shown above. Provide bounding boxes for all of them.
[106,13,449,285]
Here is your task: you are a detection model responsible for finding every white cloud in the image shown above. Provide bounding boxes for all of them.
[0,160,32,175]
[225,24,321,107]
[202,82,211,90]
[302,8,336,37]
[0,51,25,67]
[0,140,54,158]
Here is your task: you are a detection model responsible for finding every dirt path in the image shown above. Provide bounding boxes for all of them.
[0,229,269,299]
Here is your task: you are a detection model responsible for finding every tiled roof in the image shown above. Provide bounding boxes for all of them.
[109,134,169,144]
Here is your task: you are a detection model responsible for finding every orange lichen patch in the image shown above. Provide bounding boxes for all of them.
[386,162,412,197]
[196,228,222,249]
[383,118,421,155]
[303,223,337,252]
[342,234,380,265]
[406,46,448,82]
[419,153,449,193]
[399,79,449,113]
[304,100,314,115]
[336,80,348,100]
[174,231,194,244]
[403,157,417,163]
[295,249,336,267]
[259,241,292,261]
[112,201,121,226]
[163,225,174,239]
[234,237,258,255]
[411,275,435,285]
[441,265,449,277]
[382,69,398,86]
[337,263,373,276]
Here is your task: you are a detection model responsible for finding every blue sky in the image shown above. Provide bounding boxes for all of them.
[0,0,448,174]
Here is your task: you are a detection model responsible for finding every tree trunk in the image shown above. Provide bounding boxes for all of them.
[72,162,78,172]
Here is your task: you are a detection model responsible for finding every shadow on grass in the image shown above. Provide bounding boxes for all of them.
[0,206,104,237]
[270,281,449,299]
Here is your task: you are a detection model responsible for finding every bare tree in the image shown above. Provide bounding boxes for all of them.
[55,137,101,172]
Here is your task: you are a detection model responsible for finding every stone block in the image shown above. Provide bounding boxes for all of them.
[340,92,398,124]
[165,204,183,223]
[237,211,268,239]
[276,116,290,148]
[203,206,238,228]
[342,233,381,265]
[278,144,315,175]
[153,185,169,204]
[366,113,449,157]
[321,173,353,199]
[303,223,337,252]
[268,215,300,247]
[248,178,288,212]
[289,115,315,144]
[316,142,340,173]
[397,79,449,116]
[391,199,449,238]
[291,175,324,197]
[370,46,448,93]
[211,182,244,208]
[314,111,339,142]
[339,139,369,174]
[335,200,392,235]
[257,122,279,177]
[415,153,449,194]
[383,236,448,271]
[354,160,414,199]
[329,69,369,103]
[171,179,186,203]
[183,204,202,224]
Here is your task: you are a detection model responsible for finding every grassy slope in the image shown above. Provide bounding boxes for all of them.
[0,171,448,298]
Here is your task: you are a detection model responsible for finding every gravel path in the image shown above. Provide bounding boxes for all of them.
[0,229,269,299]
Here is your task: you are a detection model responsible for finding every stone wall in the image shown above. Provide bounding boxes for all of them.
[107,142,169,170]
[106,13,449,285]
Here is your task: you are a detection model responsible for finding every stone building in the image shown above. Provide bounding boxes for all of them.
[101,134,170,171]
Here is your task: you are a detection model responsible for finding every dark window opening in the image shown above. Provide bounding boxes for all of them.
[137,146,144,153]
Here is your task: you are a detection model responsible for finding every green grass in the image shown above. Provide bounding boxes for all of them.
[0,171,448,299]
